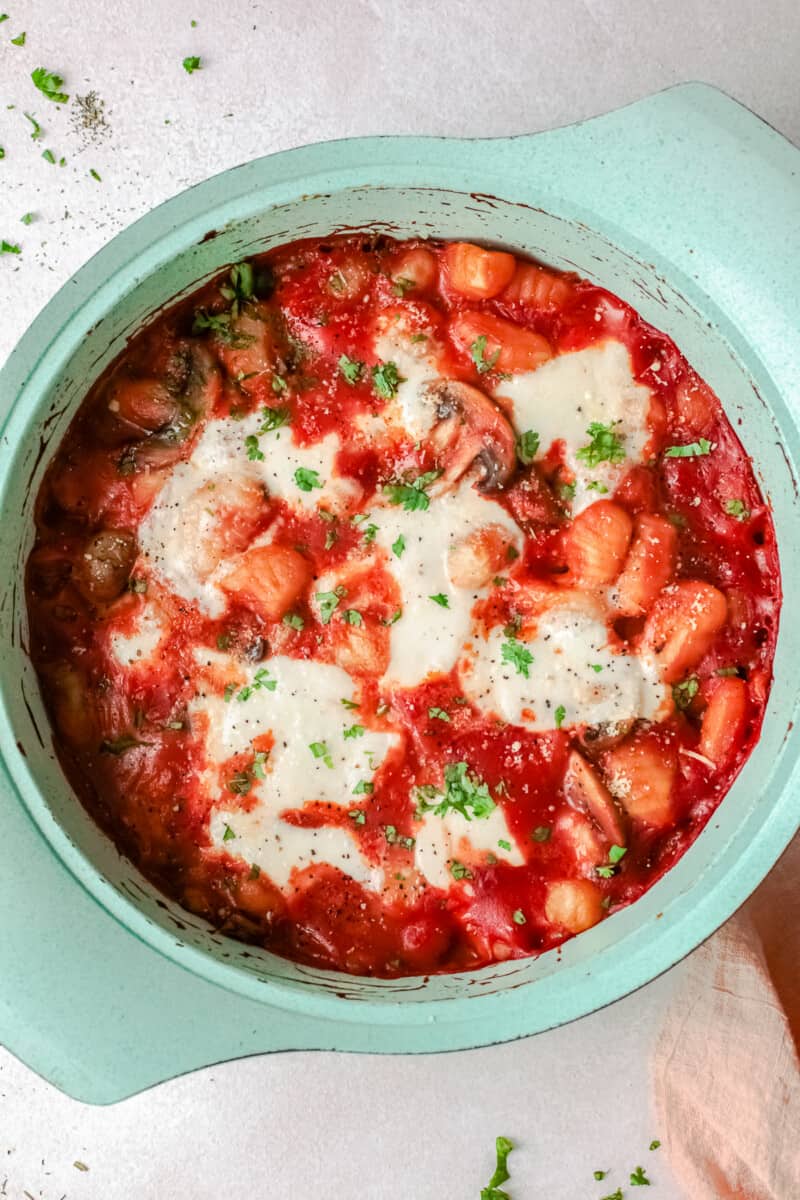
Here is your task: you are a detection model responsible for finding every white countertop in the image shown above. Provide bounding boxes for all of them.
[1,2,798,1196]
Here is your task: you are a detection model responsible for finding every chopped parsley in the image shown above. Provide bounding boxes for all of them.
[630,1166,651,1186]
[587,480,609,493]
[352,781,374,796]
[471,334,500,374]
[724,498,750,520]
[248,863,261,879]
[576,421,626,467]
[589,663,603,673]
[295,467,323,492]
[341,698,360,710]
[343,723,364,739]
[501,637,533,678]
[429,592,449,608]
[596,865,615,879]
[383,468,441,512]
[360,522,378,543]
[391,275,415,297]
[272,374,288,394]
[234,667,277,702]
[316,586,345,624]
[559,480,577,501]
[594,1170,607,1181]
[649,1140,661,1151]
[226,752,267,796]
[371,360,403,399]
[416,761,496,822]
[309,740,334,768]
[31,68,69,104]
[554,704,566,729]
[89,169,101,181]
[252,751,269,779]
[222,824,236,842]
[1,240,21,255]
[182,55,201,73]
[220,261,254,313]
[282,612,304,631]
[450,860,472,881]
[192,309,253,347]
[480,1136,514,1200]
[672,675,699,711]
[498,838,511,851]
[23,111,41,139]
[258,406,290,433]
[512,909,526,925]
[244,434,264,461]
[531,825,551,843]
[338,354,363,383]
[664,438,713,457]
[341,608,363,627]
[609,844,627,864]
[600,1189,623,1200]
[324,529,337,550]
[515,429,540,465]
[11,30,25,45]
[382,608,402,625]
[41,148,55,164]
[428,706,450,722]
[392,533,406,558]
[348,807,367,823]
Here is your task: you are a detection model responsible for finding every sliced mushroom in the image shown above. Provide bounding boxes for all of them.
[75,529,138,604]
[578,718,636,755]
[422,379,516,492]
[564,749,628,846]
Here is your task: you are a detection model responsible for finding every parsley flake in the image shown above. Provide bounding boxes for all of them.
[23,111,41,139]
[392,533,406,558]
[498,838,511,851]
[532,825,551,843]
[316,587,345,624]
[282,612,304,631]
[222,824,236,842]
[348,807,367,823]
[341,608,363,627]
[429,592,449,608]
[258,406,290,433]
[89,168,101,181]
[428,706,450,722]
[309,740,334,768]
[512,909,526,925]
[295,467,323,492]
[516,429,540,465]
[244,434,264,461]
[382,609,402,625]
[630,1166,651,1186]
[416,761,496,822]
[609,844,627,864]
[31,68,69,104]
[182,55,201,73]
[471,334,500,374]
[338,354,363,383]
[724,498,750,520]
[649,1140,661,1151]
[554,704,566,729]
[1,240,21,255]
[371,360,403,398]
[672,675,699,711]
[480,1136,514,1200]
[11,31,25,45]
[343,723,364,739]
[383,468,441,512]
[665,438,713,457]
[352,781,374,796]
[450,860,472,881]
[501,638,533,678]
[594,1170,607,1181]
[577,421,625,467]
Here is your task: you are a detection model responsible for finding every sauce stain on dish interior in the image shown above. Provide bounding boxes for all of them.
[25,232,780,978]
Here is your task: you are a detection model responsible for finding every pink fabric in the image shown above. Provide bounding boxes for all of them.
[653,836,800,1199]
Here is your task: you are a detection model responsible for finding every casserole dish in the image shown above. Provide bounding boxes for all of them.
[1,82,799,1103]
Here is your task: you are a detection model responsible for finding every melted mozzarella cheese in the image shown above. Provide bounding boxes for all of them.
[496,340,653,513]
[414,806,524,891]
[139,412,359,615]
[109,602,166,666]
[372,324,441,440]
[372,480,522,688]
[459,599,664,731]
[196,654,398,891]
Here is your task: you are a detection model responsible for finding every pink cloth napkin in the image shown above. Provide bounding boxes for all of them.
[653,835,800,1198]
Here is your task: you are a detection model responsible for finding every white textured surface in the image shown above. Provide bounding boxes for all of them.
[2,1,798,1196]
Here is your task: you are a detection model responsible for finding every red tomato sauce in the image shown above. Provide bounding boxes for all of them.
[26,234,780,977]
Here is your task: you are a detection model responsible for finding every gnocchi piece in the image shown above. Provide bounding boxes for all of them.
[450,310,552,374]
[556,809,607,876]
[448,525,516,589]
[332,622,390,677]
[614,513,678,616]
[645,579,728,682]
[699,676,748,765]
[564,501,633,588]
[221,544,311,622]
[45,662,95,747]
[444,242,516,300]
[390,246,438,293]
[674,376,718,434]
[545,879,605,934]
[500,262,573,310]
[603,732,677,828]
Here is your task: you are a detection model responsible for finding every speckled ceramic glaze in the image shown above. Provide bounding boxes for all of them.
[1,84,799,1103]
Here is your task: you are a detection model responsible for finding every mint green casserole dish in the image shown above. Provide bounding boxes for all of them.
[1,84,798,1103]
